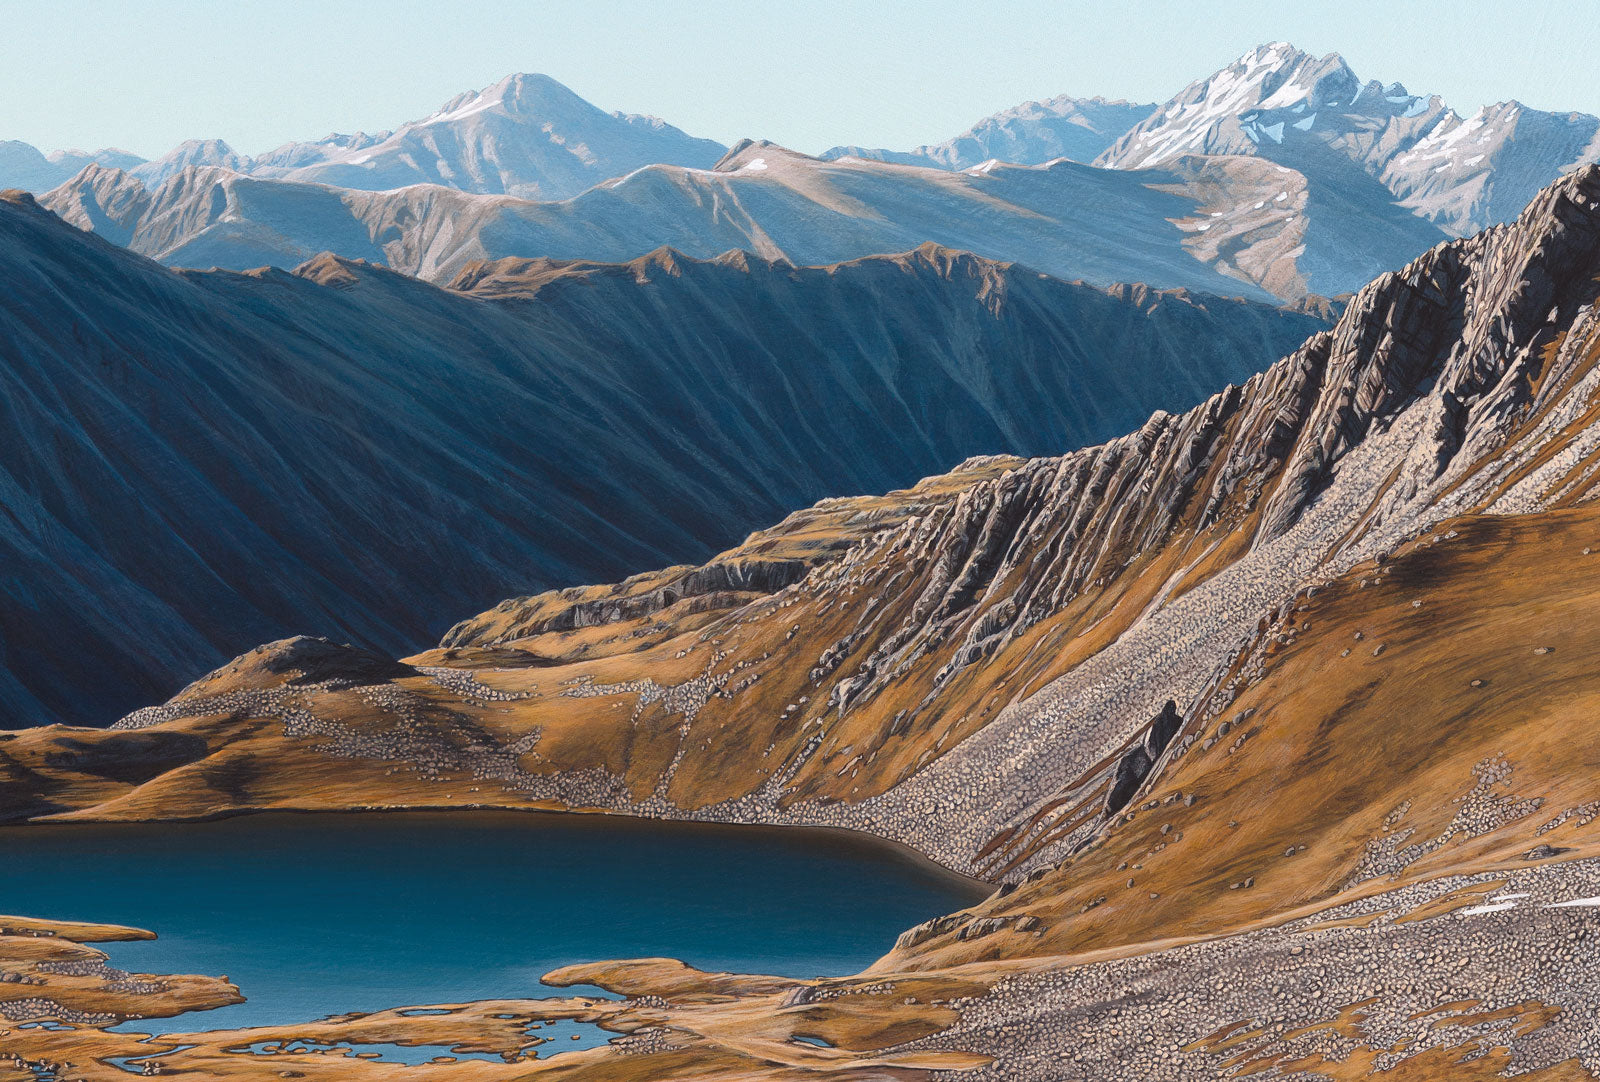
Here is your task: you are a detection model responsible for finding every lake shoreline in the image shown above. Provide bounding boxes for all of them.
[8,804,991,897]
[0,808,985,1038]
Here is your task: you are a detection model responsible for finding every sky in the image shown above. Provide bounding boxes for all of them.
[2,0,1597,159]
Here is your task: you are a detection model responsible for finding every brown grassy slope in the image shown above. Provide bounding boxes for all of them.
[887,504,1600,969]
[0,460,1022,820]
[0,914,239,1026]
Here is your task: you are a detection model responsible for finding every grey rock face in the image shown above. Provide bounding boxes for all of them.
[1103,702,1183,820]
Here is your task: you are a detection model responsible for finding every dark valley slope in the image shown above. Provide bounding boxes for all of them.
[0,190,1327,728]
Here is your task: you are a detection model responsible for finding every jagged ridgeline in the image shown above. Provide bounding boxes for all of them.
[8,164,1600,1077]
[0,191,1327,727]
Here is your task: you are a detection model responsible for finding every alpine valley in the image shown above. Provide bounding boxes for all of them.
[3,37,1600,1082]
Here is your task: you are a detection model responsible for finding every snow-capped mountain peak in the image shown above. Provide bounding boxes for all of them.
[420,72,582,126]
[1095,42,1437,169]
[1381,98,1600,234]
[243,72,725,199]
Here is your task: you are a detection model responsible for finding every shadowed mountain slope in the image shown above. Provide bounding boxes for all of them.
[0,191,1325,727]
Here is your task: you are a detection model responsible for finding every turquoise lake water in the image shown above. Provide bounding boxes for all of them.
[0,812,983,1039]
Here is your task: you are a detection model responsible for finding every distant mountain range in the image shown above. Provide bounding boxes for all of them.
[0,142,145,192]
[831,41,1600,239]
[0,189,1326,727]
[39,138,1440,300]
[7,46,1596,300]
[7,73,725,202]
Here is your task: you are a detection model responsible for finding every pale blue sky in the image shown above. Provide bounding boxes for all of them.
[2,0,1597,159]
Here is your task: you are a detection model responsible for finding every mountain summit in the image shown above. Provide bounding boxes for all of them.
[1096,42,1445,170]
[1099,42,1600,235]
[247,72,728,200]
